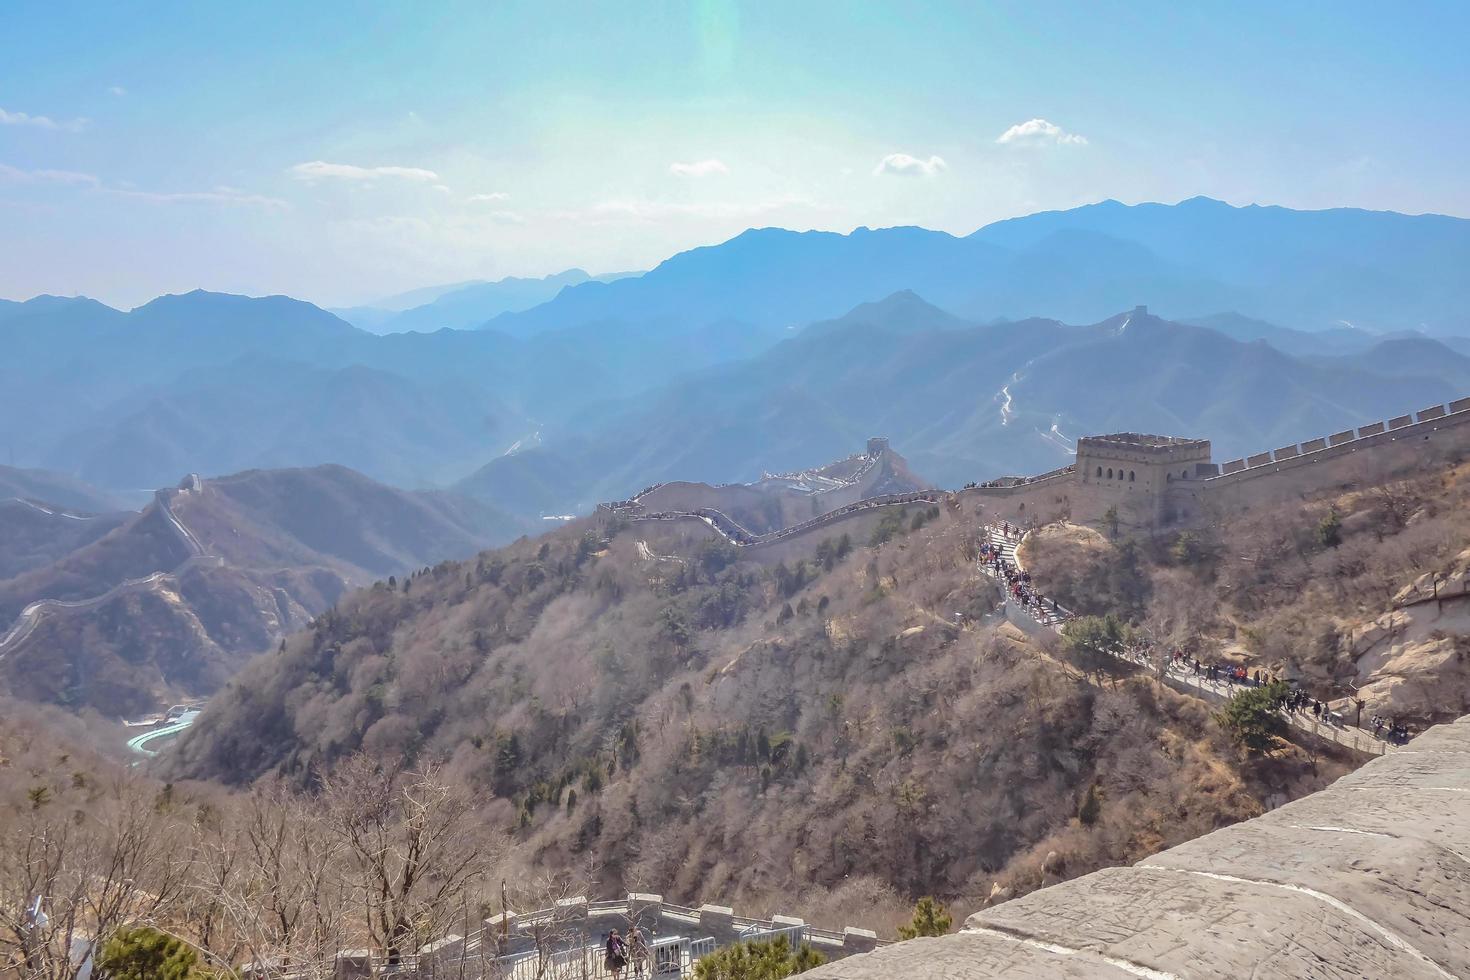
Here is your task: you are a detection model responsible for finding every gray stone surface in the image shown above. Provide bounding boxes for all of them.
[805,714,1470,979]
[795,931,1141,979]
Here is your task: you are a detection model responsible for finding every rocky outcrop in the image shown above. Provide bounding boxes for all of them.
[1343,552,1470,724]
[804,712,1470,979]
[1348,601,1470,725]
[1393,547,1470,607]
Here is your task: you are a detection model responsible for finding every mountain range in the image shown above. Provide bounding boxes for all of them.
[5,196,1470,519]
[331,268,641,334]
[455,293,1462,515]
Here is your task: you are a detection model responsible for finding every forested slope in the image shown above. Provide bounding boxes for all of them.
[169,503,1336,921]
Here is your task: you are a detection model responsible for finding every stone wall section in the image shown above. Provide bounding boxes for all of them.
[1182,401,1470,523]
[803,713,1470,979]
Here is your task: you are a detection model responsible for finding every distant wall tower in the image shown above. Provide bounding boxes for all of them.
[867,436,890,456]
[1133,305,1148,317]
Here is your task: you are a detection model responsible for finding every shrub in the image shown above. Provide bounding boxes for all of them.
[95,925,208,980]
[1078,783,1101,826]
[897,896,953,939]
[1217,680,1290,754]
[692,935,827,979]
[1317,509,1343,549]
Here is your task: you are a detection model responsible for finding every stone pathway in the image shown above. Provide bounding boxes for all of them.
[978,523,1396,757]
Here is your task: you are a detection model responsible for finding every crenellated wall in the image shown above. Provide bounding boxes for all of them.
[606,398,1470,560]
[627,442,911,535]
[1166,399,1470,524]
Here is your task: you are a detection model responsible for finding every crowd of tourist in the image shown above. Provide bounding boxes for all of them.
[978,524,1067,625]
[976,522,1411,747]
[1371,714,1412,744]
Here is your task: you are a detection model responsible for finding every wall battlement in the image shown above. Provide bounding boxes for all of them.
[601,396,1470,559]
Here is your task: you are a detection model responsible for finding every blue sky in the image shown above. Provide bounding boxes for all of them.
[3,1,1467,307]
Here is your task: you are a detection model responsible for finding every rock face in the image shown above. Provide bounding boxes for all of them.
[1349,600,1470,724]
[1392,547,1470,607]
[804,713,1470,979]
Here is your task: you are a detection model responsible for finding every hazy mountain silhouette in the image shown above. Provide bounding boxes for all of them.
[469,198,1470,341]
[970,196,1470,332]
[0,464,132,513]
[458,298,1449,516]
[333,268,641,334]
[7,197,1470,508]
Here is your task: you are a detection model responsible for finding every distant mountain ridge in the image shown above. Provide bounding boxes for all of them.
[332,268,641,334]
[456,298,1454,518]
[0,463,529,715]
[7,196,1470,511]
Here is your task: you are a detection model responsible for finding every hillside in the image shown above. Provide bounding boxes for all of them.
[0,465,529,716]
[1019,456,1470,728]
[165,495,1346,919]
[0,498,131,580]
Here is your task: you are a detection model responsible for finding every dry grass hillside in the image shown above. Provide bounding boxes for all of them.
[0,465,532,718]
[1022,458,1470,727]
[167,501,1343,925]
[0,499,131,580]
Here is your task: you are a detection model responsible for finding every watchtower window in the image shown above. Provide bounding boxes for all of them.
[1096,466,1102,477]
[1106,468,1113,480]
[1181,469,1188,478]
[1129,470,1135,482]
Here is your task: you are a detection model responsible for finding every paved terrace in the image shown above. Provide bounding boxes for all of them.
[805,711,1470,979]
[264,894,886,979]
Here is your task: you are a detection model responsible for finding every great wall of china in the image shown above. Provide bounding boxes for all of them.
[265,894,887,979]
[0,475,216,664]
[807,709,1470,979]
[601,396,1470,563]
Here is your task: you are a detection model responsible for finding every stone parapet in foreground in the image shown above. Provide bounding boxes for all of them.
[804,713,1470,979]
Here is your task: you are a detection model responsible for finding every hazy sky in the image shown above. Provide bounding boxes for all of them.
[3,1,1467,308]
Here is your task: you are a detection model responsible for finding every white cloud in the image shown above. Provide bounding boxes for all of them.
[0,107,87,132]
[0,162,284,209]
[465,192,510,203]
[995,118,1088,146]
[432,184,453,194]
[669,158,730,178]
[288,160,440,182]
[109,85,127,97]
[872,153,948,177]
[0,162,100,185]
[107,185,289,210]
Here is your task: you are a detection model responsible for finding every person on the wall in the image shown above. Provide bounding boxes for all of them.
[605,929,628,979]
[628,926,649,977]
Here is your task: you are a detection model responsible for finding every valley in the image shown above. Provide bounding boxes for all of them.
[0,465,528,717]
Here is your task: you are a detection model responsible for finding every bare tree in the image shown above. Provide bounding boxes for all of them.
[198,778,351,978]
[320,755,496,962]
[0,779,185,980]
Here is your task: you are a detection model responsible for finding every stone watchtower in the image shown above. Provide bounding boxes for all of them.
[1073,433,1211,529]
